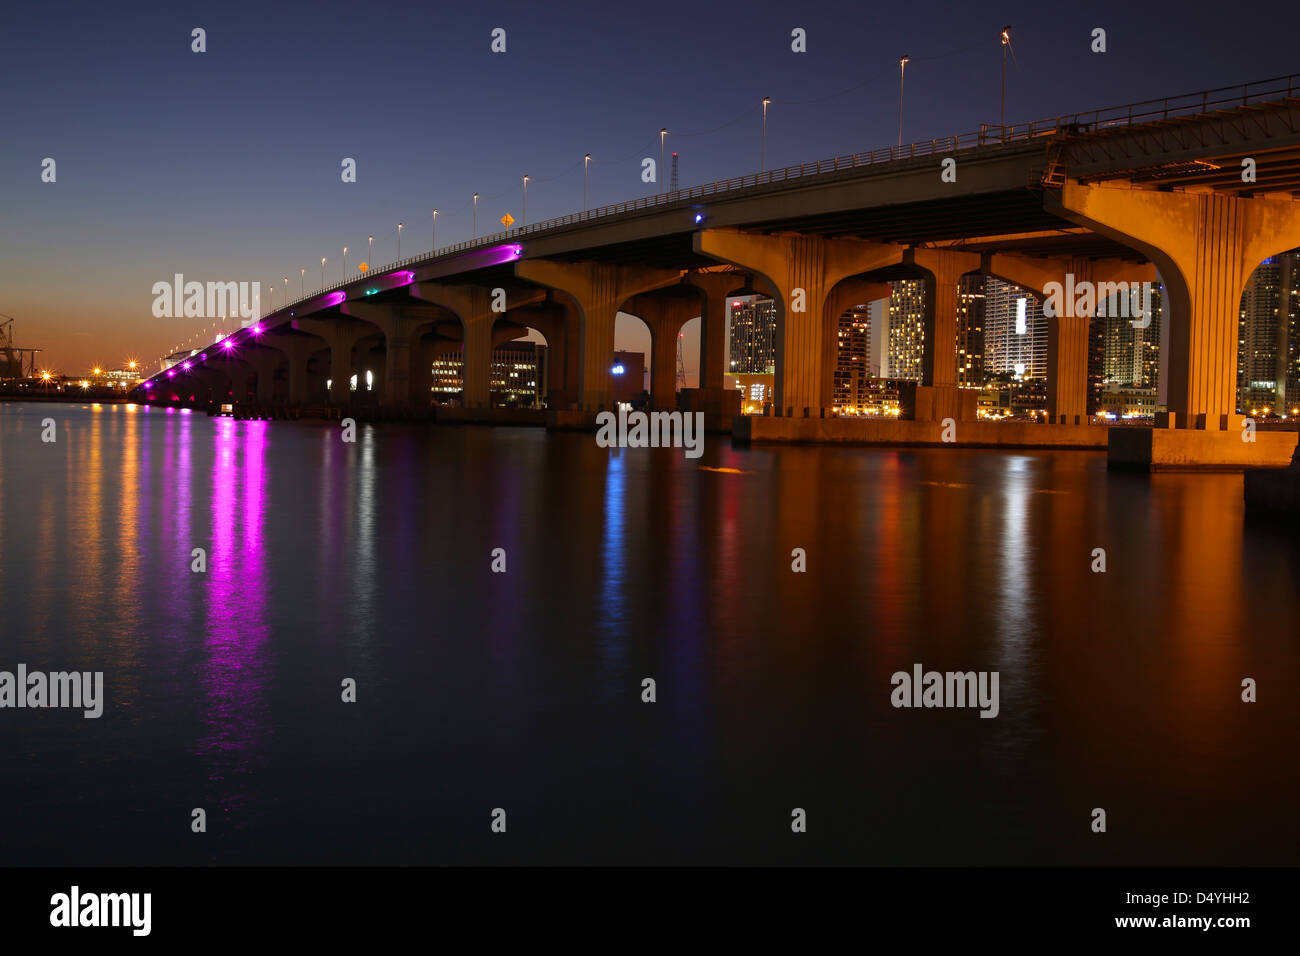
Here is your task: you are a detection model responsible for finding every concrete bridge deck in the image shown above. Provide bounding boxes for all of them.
[134,74,1300,475]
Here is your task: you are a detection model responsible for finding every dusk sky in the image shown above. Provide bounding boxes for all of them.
[3,0,1295,374]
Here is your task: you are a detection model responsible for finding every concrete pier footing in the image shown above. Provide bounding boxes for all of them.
[1108,427,1297,471]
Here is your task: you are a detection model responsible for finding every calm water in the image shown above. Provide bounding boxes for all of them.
[0,401,1296,866]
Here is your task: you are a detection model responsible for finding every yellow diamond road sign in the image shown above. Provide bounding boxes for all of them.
[500,213,515,228]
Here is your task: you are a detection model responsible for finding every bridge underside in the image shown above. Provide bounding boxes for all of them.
[137,93,1300,468]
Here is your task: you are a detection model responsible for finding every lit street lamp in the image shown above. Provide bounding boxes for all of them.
[522,175,529,226]
[584,154,591,212]
[432,209,438,251]
[761,97,771,172]
[659,128,668,191]
[397,223,403,259]
[473,193,478,237]
[1001,25,1012,137]
[898,56,909,149]
[321,257,326,290]
[343,247,348,278]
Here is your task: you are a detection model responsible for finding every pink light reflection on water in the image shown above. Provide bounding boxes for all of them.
[198,418,271,819]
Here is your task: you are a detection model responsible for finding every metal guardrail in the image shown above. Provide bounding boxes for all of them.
[234,73,1300,325]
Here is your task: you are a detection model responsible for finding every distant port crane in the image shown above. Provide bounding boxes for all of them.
[0,313,43,380]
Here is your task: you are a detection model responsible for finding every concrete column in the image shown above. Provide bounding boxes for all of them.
[694,230,903,417]
[262,334,321,404]
[1048,183,1300,429]
[409,284,543,410]
[207,357,251,403]
[681,272,742,390]
[293,317,375,405]
[340,302,435,408]
[624,293,702,409]
[986,254,1158,424]
[247,348,280,402]
[514,261,680,411]
[519,297,577,408]
[905,248,981,421]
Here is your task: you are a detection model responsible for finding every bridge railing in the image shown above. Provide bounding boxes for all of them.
[261,72,1300,320]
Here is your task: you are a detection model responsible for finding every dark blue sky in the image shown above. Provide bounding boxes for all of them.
[3,0,1295,373]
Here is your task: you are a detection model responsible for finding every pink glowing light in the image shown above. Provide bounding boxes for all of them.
[182,361,192,370]
[166,370,176,378]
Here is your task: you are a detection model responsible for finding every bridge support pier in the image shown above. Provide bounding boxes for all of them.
[1050,183,1300,429]
[203,356,252,404]
[410,284,543,410]
[293,317,374,405]
[516,295,579,409]
[1049,182,1300,466]
[987,254,1158,425]
[246,348,281,403]
[678,271,745,415]
[904,248,981,422]
[515,261,681,411]
[625,293,701,409]
[341,302,436,409]
[694,230,903,417]
[261,334,323,404]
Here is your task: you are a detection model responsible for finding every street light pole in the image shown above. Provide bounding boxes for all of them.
[432,209,438,251]
[1001,25,1012,138]
[761,97,771,172]
[473,193,478,238]
[659,129,667,192]
[343,247,348,278]
[584,154,591,212]
[898,56,909,150]
[397,223,403,259]
[321,257,326,290]
[368,236,373,269]
[522,175,529,226]
[283,276,288,304]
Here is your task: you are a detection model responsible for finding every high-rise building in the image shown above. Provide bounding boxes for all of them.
[983,277,1047,380]
[1284,255,1300,413]
[833,305,873,408]
[1238,256,1288,413]
[956,274,985,387]
[1100,285,1162,390]
[887,279,925,380]
[728,297,777,374]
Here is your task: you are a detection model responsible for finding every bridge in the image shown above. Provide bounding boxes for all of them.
[135,74,1300,469]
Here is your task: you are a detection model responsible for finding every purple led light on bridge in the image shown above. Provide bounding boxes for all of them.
[251,324,262,335]
[181,361,191,370]
[166,370,175,378]
[324,290,347,307]
[221,338,235,351]
[475,244,524,267]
